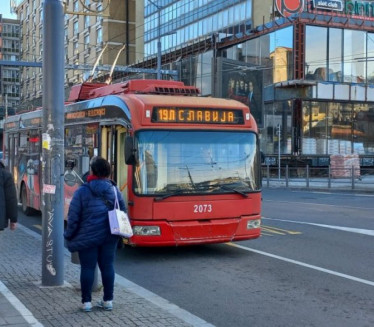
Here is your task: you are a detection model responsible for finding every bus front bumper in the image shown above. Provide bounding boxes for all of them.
[126,216,261,247]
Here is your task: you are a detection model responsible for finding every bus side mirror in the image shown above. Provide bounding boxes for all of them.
[125,136,137,165]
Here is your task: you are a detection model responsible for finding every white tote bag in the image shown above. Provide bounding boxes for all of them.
[108,186,133,238]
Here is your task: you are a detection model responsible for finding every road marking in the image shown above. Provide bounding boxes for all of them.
[263,199,374,210]
[262,225,302,235]
[0,281,44,326]
[260,232,274,237]
[227,242,374,287]
[115,275,215,327]
[290,190,374,198]
[17,224,214,327]
[263,217,374,236]
[310,191,374,197]
[261,226,286,235]
[33,224,42,230]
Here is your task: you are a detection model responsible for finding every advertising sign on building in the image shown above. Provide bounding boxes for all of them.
[220,59,264,128]
[275,0,305,17]
[312,0,343,11]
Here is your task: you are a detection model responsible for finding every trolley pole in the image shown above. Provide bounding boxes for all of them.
[41,0,65,286]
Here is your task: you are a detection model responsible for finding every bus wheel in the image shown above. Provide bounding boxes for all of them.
[21,184,33,216]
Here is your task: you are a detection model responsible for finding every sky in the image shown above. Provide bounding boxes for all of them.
[0,1,17,19]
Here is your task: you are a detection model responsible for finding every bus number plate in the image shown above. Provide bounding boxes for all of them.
[194,204,212,213]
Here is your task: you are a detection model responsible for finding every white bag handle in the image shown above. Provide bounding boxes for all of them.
[112,186,119,209]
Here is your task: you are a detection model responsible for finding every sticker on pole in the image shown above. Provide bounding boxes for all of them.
[43,184,56,194]
[42,133,51,150]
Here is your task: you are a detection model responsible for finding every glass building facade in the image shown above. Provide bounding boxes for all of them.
[141,1,374,166]
[228,20,374,160]
[305,26,374,84]
[144,0,252,58]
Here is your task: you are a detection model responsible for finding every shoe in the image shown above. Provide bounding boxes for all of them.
[97,300,113,311]
[82,302,92,312]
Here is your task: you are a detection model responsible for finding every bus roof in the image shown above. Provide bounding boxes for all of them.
[5,79,255,132]
[68,79,200,102]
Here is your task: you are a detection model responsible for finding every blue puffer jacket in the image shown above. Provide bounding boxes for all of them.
[64,179,126,252]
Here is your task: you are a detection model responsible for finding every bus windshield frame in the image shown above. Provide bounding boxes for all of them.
[133,130,261,197]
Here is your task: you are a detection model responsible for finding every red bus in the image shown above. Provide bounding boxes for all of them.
[3,79,262,246]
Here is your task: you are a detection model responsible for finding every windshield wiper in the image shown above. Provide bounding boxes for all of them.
[154,189,190,201]
[216,184,248,198]
[197,182,249,198]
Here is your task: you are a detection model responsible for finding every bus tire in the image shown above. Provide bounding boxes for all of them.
[21,184,33,216]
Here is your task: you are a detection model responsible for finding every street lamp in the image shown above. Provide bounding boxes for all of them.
[148,0,162,79]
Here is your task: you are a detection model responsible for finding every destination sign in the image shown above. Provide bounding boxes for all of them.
[152,107,244,124]
[66,108,106,120]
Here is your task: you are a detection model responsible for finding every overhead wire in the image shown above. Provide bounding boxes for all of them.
[15,0,201,67]
[17,0,252,69]
[11,0,374,103]
[15,0,373,74]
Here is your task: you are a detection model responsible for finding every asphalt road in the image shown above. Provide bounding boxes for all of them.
[19,188,374,327]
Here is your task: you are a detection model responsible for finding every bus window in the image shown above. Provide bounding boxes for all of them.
[116,126,128,202]
[64,123,99,218]
[101,126,115,178]
[133,130,260,195]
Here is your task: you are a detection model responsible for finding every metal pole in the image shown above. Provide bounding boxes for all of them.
[306,165,309,188]
[5,94,8,119]
[351,166,355,190]
[277,124,281,180]
[41,0,65,286]
[157,11,161,80]
[148,0,162,79]
[286,164,289,187]
[93,265,101,292]
[71,253,101,291]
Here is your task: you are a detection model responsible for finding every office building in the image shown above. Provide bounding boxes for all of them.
[13,0,136,109]
[0,15,20,148]
[135,0,374,166]
[0,15,20,115]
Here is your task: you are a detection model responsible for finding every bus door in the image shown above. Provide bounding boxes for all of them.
[100,125,128,202]
[7,133,18,187]
[64,123,99,218]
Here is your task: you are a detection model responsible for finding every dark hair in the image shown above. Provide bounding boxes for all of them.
[90,156,111,178]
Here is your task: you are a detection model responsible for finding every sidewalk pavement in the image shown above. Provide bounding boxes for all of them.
[0,225,214,327]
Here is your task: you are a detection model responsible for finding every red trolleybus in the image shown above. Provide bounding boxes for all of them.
[3,79,261,246]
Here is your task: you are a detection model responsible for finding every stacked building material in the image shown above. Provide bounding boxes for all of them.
[330,154,360,178]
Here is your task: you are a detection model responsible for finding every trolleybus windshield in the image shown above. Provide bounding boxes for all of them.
[133,130,260,196]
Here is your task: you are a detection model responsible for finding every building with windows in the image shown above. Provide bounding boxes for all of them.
[0,15,20,148]
[13,0,136,110]
[134,0,374,167]
[0,16,20,115]
[8,0,374,166]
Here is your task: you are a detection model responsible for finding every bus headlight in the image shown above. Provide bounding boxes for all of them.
[247,219,261,229]
[133,226,161,236]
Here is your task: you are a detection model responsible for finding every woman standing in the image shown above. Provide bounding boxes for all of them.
[0,161,18,231]
[64,156,126,312]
